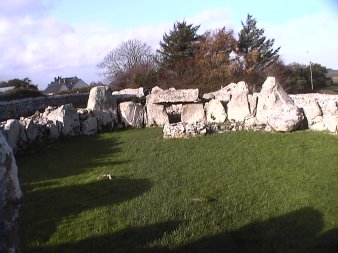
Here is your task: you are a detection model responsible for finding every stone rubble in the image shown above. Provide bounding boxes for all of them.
[163,122,207,138]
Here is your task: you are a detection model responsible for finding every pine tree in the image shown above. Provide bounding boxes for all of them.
[237,14,280,74]
[158,21,200,69]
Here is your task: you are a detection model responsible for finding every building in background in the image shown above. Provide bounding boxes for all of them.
[44,76,88,94]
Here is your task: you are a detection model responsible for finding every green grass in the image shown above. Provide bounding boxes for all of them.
[17,128,338,253]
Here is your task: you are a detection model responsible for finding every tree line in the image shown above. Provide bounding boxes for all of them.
[98,14,332,93]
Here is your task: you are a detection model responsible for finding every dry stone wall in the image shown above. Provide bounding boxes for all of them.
[0,93,89,121]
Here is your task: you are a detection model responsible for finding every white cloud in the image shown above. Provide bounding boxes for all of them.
[0,3,337,90]
[263,12,338,69]
[0,0,58,17]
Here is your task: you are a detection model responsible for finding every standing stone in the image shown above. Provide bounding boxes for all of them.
[81,116,98,135]
[145,103,169,127]
[204,99,227,123]
[87,86,118,130]
[119,101,144,128]
[3,120,21,152]
[301,99,325,131]
[256,77,303,131]
[181,104,206,123]
[0,132,22,253]
[56,104,81,136]
[46,122,61,139]
[22,118,39,144]
[322,101,338,132]
[227,81,251,122]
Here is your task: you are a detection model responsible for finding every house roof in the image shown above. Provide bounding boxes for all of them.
[44,83,68,94]
[44,76,88,93]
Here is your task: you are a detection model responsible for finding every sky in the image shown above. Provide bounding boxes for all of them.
[0,0,337,90]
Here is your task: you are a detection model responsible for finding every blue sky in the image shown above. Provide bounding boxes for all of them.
[0,0,337,89]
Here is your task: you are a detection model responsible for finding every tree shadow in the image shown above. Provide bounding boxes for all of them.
[17,134,124,182]
[30,221,180,253]
[21,177,152,248]
[28,207,337,253]
[177,207,338,253]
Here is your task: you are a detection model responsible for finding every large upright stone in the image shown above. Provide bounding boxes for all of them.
[227,81,251,122]
[46,104,80,136]
[0,132,22,253]
[3,120,21,152]
[204,99,227,123]
[87,86,118,130]
[147,89,199,104]
[81,116,98,135]
[181,104,206,123]
[21,118,39,144]
[256,77,303,132]
[322,101,338,132]
[58,104,81,136]
[119,101,144,128]
[145,103,169,127]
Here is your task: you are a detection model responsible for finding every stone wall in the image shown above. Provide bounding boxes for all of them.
[0,93,89,121]
[290,93,338,114]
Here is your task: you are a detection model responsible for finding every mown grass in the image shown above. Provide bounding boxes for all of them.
[17,128,338,252]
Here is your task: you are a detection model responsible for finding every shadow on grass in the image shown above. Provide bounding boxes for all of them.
[177,207,338,253]
[21,177,152,248]
[17,134,124,181]
[19,134,153,249]
[31,207,337,253]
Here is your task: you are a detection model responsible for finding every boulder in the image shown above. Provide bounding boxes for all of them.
[87,86,118,129]
[77,108,92,121]
[227,81,251,122]
[112,87,145,101]
[0,132,22,253]
[57,104,81,136]
[119,101,144,128]
[302,99,323,122]
[81,116,98,135]
[22,118,39,144]
[163,122,207,138]
[145,103,169,127]
[147,88,199,103]
[267,106,304,132]
[181,104,206,123]
[92,111,113,131]
[3,119,21,152]
[204,99,227,123]
[46,122,61,139]
[256,77,303,131]
[322,101,338,132]
[212,82,237,102]
[150,86,164,94]
[202,92,215,101]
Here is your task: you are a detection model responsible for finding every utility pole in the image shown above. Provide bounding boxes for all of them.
[307,51,314,91]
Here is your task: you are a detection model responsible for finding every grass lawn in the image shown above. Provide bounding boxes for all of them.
[17,128,338,253]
